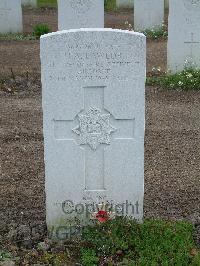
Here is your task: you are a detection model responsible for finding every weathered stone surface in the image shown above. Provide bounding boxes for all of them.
[0,0,22,33]
[168,0,200,73]
[58,0,104,30]
[134,0,164,31]
[21,0,37,7]
[41,29,146,238]
[116,0,134,8]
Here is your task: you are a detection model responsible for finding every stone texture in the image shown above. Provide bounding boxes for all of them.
[168,0,200,73]
[0,0,22,33]
[134,0,164,31]
[57,0,104,30]
[41,29,146,238]
[21,0,37,7]
[116,0,134,8]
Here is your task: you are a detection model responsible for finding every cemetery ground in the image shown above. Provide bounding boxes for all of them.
[0,6,200,266]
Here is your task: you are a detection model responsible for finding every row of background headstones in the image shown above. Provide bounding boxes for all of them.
[0,0,199,73]
[116,0,200,73]
[22,0,170,9]
[0,0,168,34]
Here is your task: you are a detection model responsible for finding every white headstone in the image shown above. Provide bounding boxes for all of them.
[41,29,146,239]
[134,0,164,31]
[22,0,37,8]
[116,0,134,8]
[168,0,200,73]
[0,0,22,33]
[58,0,104,31]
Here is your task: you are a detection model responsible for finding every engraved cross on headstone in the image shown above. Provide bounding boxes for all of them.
[54,86,135,191]
[184,32,200,60]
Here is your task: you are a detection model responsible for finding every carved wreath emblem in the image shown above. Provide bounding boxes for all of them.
[70,0,93,13]
[72,107,116,150]
[183,0,200,10]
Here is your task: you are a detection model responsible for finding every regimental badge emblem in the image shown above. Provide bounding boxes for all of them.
[72,107,116,150]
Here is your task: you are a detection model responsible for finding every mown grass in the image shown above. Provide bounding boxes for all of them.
[37,0,57,8]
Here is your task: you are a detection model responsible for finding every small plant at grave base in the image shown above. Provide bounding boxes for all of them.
[80,217,199,265]
[33,24,50,39]
[124,21,168,39]
[80,248,99,266]
[124,20,134,31]
[142,25,168,40]
[147,68,200,90]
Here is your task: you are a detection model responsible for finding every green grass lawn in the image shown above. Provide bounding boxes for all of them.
[37,0,57,8]
[105,0,116,11]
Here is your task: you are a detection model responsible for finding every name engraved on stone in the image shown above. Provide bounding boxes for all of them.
[45,44,140,81]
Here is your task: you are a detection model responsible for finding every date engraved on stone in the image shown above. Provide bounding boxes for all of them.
[72,107,116,150]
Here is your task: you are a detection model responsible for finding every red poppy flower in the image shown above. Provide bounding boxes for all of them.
[95,210,110,223]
